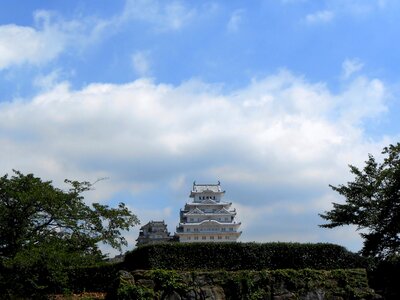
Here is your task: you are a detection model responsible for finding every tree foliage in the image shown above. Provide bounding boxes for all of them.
[0,170,139,295]
[320,143,400,258]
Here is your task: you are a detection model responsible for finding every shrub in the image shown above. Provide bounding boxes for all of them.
[67,262,121,293]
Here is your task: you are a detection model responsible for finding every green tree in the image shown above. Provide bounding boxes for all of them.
[0,170,139,296]
[320,143,400,258]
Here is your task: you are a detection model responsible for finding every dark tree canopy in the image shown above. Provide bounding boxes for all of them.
[320,143,400,258]
[0,170,139,295]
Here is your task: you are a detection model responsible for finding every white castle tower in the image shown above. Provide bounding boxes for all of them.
[176,181,241,242]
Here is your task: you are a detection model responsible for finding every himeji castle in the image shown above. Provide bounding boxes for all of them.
[176,181,241,242]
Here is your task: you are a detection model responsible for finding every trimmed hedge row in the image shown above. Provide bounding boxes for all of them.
[124,242,367,271]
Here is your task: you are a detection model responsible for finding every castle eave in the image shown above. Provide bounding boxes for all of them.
[179,220,241,227]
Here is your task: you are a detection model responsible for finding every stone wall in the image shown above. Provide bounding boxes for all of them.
[109,269,381,300]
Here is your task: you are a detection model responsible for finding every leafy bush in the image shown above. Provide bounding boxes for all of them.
[151,269,187,294]
[124,242,367,271]
[67,262,122,293]
[117,284,154,300]
[0,259,121,298]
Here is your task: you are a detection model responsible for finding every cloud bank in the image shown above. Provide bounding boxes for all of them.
[0,68,394,255]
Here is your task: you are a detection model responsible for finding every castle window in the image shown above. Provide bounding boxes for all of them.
[202,236,206,240]
[210,236,214,240]
[194,236,198,240]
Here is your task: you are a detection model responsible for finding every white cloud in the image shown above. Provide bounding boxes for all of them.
[341,58,364,79]
[300,0,390,26]
[227,9,244,33]
[305,10,335,24]
[33,70,63,90]
[131,51,151,76]
[0,23,65,70]
[122,0,195,31]
[337,77,387,123]
[0,70,394,252]
[0,10,118,70]
[0,1,204,71]
[325,0,390,18]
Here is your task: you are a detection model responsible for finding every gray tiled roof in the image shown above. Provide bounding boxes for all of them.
[191,182,223,193]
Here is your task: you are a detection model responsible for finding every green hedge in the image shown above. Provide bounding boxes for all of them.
[124,242,367,271]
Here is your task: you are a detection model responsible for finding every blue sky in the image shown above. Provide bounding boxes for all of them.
[1,0,400,256]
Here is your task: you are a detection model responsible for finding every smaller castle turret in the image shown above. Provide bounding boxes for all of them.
[136,220,172,246]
